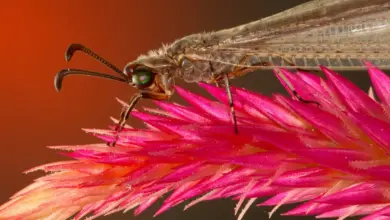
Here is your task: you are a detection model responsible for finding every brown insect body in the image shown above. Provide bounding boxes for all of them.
[123,0,390,104]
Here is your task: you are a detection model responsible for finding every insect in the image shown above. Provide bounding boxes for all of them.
[55,0,390,146]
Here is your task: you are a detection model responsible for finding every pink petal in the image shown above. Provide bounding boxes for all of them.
[282,201,337,216]
[259,188,324,206]
[134,196,159,216]
[277,68,324,103]
[348,111,390,154]
[232,87,307,129]
[294,148,370,172]
[321,66,384,117]
[296,70,326,94]
[362,205,390,220]
[316,183,386,205]
[366,61,390,106]
[159,162,205,183]
[174,86,231,123]
[154,101,213,124]
[285,98,363,147]
[273,168,330,187]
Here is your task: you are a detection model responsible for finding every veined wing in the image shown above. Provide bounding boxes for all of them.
[192,0,390,71]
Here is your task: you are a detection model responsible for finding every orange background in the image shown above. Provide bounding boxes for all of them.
[0,1,372,219]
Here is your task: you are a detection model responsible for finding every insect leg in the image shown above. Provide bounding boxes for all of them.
[232,59,320,106]
[108,93,143,147]
[108,92,170,147]
[274,68,320,106]
[215,81,223,87]
[223,73,239,134]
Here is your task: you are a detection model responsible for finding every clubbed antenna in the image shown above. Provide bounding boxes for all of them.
[54,69,127,92]
[65,43,128,79]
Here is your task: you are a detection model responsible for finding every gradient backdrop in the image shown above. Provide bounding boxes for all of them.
[0,1,373,219]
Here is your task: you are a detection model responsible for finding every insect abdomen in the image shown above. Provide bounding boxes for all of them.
[179,49,390,84]
[208,51,390,74]
[251,53,390,70]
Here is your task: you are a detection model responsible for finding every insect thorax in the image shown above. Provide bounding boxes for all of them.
[136,33,246,84]
[163,35,241,83]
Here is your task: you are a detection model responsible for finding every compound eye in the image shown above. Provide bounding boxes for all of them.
[131,68,155,89]
[124,64,136,77]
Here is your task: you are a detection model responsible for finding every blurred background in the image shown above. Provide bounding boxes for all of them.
[0,0,373,219]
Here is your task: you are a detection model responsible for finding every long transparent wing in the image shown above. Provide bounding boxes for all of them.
[193,0,390,70]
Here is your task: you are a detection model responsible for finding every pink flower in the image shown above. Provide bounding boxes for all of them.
[1,64,390,220]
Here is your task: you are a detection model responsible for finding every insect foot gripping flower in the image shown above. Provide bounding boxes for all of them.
[2,64,390,220]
